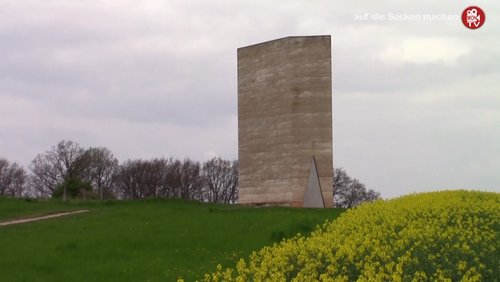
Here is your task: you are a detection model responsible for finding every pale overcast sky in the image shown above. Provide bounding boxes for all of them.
[1,0,498,198]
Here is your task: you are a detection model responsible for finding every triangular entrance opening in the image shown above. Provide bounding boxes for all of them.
[303,156,325,208]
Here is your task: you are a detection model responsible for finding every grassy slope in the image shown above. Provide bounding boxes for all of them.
[0,196,92,220]
[0,197,343,281]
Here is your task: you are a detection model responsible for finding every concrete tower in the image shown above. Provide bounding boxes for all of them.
[237,35,333,207]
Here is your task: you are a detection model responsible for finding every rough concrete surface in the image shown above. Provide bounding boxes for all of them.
[237,35,333,207]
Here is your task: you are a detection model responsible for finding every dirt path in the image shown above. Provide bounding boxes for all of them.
[0,210,89,227]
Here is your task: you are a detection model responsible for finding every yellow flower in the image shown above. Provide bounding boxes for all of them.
[201,190,499,281]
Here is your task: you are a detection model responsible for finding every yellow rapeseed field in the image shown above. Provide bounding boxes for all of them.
[202,190,499,281]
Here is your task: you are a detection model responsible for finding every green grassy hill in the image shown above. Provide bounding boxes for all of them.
[0,197,343,281]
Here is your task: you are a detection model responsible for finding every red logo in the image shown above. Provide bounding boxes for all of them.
[462,6,485,29]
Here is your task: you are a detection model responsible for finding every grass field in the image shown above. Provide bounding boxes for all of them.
[0,197,343,281]
[0,197,90,221]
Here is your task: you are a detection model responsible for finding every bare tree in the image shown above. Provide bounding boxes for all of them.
[30,140,87,200]
[0,158,28,197]
[83,147,118,200]
[114,158,166,199]
[114,158,205,201]
[114,159,144,199]
[178,159,204,201]
[8,163,28,197]
[158,158,182,198]
[333,167,380,208]
[145,158,168,198]
[0,159,9,195]
[202,157,239,204]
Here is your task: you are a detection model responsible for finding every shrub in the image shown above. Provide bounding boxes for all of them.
[52,177,94,199]
[203,190,499,281]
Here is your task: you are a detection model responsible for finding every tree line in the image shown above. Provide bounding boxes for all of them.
[1,140,238,203]
[1,140,379,207]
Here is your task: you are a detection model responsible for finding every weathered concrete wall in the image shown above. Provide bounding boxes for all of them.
[237,35,333,207]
